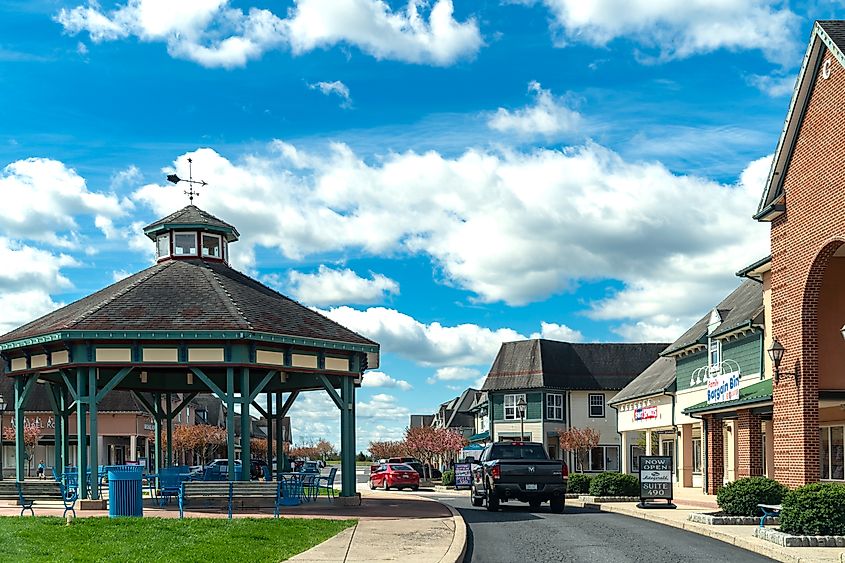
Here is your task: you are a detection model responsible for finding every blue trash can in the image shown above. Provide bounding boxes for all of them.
[108,465,144,518]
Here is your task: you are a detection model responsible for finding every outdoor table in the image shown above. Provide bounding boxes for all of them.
[279,473,304,506]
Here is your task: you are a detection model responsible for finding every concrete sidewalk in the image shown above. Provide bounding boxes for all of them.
[570,498,841,563]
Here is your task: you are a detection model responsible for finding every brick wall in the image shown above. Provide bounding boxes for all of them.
[770,45,845,487]
[736,410,763,478]
[706,416,724,495]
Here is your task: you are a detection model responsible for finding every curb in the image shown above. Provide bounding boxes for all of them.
[438,501,468,563]
[570,499,840,563]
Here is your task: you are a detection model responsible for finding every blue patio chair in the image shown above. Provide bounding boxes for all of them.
[157,468,186,506]
[278,474,302,506]
[300,473,318,502]
[315,467,338,499]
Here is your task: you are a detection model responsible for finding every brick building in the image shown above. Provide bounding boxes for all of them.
[755,20,845,488]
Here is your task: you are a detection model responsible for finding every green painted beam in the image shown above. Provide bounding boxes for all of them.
[95,366,135,403]
[88,367,100,500]
[171,392,198,418]
[240,368,251,481]
[14,377,25,481]
[190,367,227,401]
[165,393,173,467]
[226,368,235,481]
[59,370,78,402]
[247,369,277,403]
[279,391,300,419]
[251,400,268,419]
[131,391,160,420]
[16,374,37,410]
[76,368,88,499]
[317,374,342,410]
[339,376,356,497]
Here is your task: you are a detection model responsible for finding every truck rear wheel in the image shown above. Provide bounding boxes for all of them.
[486,485,499,512]
[550,498,565,514]
[471,485,484,506]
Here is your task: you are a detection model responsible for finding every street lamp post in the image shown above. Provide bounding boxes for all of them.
[516,397,527,441]
[0,393,6,480]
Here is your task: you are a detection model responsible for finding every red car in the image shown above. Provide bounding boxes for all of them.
[369,463,420,491]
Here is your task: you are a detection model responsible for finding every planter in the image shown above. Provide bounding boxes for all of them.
[753,527,845,547]
[688,512,778,526]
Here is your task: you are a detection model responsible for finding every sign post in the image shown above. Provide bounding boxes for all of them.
[454,463,472,490]
[637,456,676,509]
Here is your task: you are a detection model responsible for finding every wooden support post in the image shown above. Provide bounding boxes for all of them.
[153,393,162,475]
[88,368,100,500]
[76,368,88,499]
[47,384,62,475]
[266,391,273,471]
[165,393,173,467]
[240,368,251,481]
[226,368,235,481]
[339,376,356,497]
[275,393,284,477]
[14,377,25,481]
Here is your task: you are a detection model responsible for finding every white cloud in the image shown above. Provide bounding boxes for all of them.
[112,269,132,282]
[361,370,412,391]
[530,321,583,342]
[131,141,769,338]
[308,80,352,108]
[746,73,796,97]
[56,0,482,68]
[0,157,123,246]
[287,265,398,306]
[488,81,582,138]
[428,366,481,384]
[534,0,800,65]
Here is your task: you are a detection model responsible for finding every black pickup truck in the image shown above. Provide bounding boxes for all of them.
[471,441,568,513]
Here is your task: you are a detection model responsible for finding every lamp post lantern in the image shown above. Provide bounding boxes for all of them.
[516,397,527,441]
[767,338,797,385]
[0,393,6,480]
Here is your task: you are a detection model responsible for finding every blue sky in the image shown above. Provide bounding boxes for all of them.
[0,0,840,450]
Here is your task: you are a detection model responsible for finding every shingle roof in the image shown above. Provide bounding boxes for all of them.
[143,205,240,241]
[482,340,668,392]
[608,356,676,406]
[662,280,763,355]
[0,258,376,347]
[819,21,845,52]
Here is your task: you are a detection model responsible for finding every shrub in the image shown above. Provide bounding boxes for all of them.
[779,483,845,536]
[567,473,593,494]
[716,477,788,517]
[442,469,455,486]
[588,472,639,497]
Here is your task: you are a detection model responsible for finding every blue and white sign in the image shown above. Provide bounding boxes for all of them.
[707,371,740,405]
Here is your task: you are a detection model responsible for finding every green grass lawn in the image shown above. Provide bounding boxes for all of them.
[0,516,355,563]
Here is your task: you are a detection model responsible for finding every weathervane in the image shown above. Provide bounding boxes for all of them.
[166,157,207,204]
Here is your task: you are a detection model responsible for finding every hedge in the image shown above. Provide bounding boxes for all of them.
[441,469,455,486]
[716,477,788,517]
[567,473,593,494]
[779,483,845,536]
[588,472,639,497]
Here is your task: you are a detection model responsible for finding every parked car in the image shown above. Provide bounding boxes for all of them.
[301,461,320,474]
[205,459,241,472]
[369,463,420,491]
[387,457,425,478]
[471,441,568,513]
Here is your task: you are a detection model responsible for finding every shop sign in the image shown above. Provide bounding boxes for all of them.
[454,463,473,490]
[634,406,658,421]
[7,416,55,430]
[637,456,675,509]
[707,371,740,405]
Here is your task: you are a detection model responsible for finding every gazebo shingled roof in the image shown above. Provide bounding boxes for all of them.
[0,258,375,347]
[143,204,240,241]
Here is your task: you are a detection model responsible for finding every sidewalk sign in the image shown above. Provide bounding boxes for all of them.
[637,456,676,509]
[454,463,472,490]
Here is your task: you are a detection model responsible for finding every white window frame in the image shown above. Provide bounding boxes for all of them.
[546,393,564,420]
[201,233,222,258]
[504,393,526,420]
[588,393,605,418]
[588,445,620,472]
[692,437,702,474]
[173,232,198,256]
[708,339,721,370]
[820,425,845,481]
[630,444,645,472]
[156,233,170,259]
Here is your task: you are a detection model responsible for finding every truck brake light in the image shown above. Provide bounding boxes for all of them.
[491,465,501,480]
[562,462,569,480]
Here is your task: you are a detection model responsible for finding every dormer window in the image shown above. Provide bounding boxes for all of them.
[201,233,221,258]
[709,339,721,370]
[156,234,170,259]
[174,232,197,256]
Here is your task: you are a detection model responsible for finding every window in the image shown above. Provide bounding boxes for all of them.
[821,426,845,480]
[692,438,702,474]
[202,233,221,258]
[174,232,197,256]
[546,393,563,420]
[588,393,605,418]
[588,446,619,472]
[630,445,645,472]
[709,339,721,369]
[504,393,526,420]
[156,234,170,258]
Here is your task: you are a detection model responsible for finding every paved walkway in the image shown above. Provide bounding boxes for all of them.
[569,497,841,563]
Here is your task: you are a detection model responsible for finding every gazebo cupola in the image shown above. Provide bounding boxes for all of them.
[143,205,240,265]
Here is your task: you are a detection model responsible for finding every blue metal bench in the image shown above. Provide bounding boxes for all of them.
[15,481,77,518]
[758,503,781,527]
[178,481,282,519]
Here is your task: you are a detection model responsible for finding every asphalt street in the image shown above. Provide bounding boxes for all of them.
[428,494,775,563]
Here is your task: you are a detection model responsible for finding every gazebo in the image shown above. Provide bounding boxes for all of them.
[0,205,378,501]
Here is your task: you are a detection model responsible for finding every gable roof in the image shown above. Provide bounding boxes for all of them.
[144,205,240,241]
[662,279,763,356]
[0,258,376,349]
[757,21,845,221]
[608,356,676,406]
[482,340,667,392]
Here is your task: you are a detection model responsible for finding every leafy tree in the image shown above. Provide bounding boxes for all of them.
[558,427,601,472]
[3,424,43,476]
[368,440,407,460]
[162,424,226,465]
